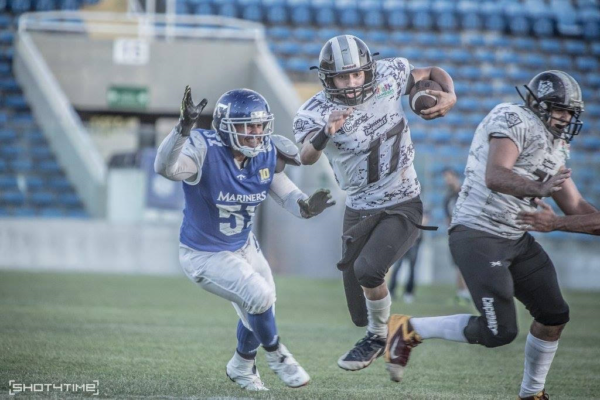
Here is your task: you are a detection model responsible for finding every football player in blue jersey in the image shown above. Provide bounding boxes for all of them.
[155,86,335,391]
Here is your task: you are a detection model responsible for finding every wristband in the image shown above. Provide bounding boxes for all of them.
[309,126,330,151]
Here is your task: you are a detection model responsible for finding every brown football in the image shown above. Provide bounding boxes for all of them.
[409,80,442,116]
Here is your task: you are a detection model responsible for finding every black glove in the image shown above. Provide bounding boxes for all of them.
[178,85,208,136]
[298,189,336,219]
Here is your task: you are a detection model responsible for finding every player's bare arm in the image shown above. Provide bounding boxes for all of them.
[408,67,456,120]
[154,86,207,182]
[550,177,598,215]
[517,199,600,235]
[485,137,571,197]
[299,108,354,165]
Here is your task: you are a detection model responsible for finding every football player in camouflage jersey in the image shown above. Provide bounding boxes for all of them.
[386,71,597,399]
[293,35,456,378]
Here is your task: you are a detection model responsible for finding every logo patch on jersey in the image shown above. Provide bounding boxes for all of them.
[538,80,554,98]
[294,119,308,132]
[236,174,247,180]
[342,113,371,133]
[375,82,394,99]
[363,115,388,136]
[505,112,523,128]
[259,168,270,183]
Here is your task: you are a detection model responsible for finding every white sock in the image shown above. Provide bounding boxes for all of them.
[519,333,558,398]
[411,314,472,342]
[366,294,391,338]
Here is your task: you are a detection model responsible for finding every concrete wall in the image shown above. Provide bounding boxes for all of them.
[1,219,598,291]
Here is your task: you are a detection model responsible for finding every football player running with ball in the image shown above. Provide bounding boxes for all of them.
[385,71,597,399]
[155,87,335,391]
[293,35,456,375]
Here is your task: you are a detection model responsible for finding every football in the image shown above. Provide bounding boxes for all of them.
[409,80,442,115]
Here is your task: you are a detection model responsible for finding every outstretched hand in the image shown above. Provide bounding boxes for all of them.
[516,199,557,232]
[179,85,208,135]
[298,189,336,219]
[420,90,457,120]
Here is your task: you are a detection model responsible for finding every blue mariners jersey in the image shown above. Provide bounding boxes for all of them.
[180,129,276,252]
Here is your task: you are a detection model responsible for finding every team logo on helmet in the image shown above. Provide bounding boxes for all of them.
[537,81,554,98]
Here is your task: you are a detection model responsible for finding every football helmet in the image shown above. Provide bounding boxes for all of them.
[212,89,274,158]
[313,35,377,106]
[517,70,584,142]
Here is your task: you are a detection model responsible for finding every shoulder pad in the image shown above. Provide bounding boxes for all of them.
[272,135,301,167]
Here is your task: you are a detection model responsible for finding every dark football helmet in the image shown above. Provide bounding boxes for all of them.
[212,89,274,157]
[313,35,377,106]
[517,70,584,142]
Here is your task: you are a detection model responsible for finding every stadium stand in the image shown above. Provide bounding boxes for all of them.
[0,0,98,217]
[174,0,600,231]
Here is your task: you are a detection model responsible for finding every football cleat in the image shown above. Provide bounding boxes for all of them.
[226,352,268,391]
[265,343,310,388]
[385,314,422,382]
[518,389,549,400]
[337,331,386,371]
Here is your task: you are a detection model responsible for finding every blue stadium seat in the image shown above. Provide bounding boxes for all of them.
[267,26,291,40]
[422,48,445,63]
[193,2,214,15]
[301,42,321,57]
[314,0,335,26]
[48,176,71,190]
[564,40,586,55]
[482,3,505,31]
[0,61,9,75]
[0,77,18,91]
[264,0,287,24]
[39,160,61,174]
[576,56,599,71]
[548,55,572,70]
[14,207,35,217]
[59,0,79,10]
[448,48,471,63]
[0,14,11,28]
[66,209,88,218]
[39,207,65,217]
[35,0,55,10]
[456,129,474,145]
[364,29,387,44]
[434,0,458,31]
[430,130,452,144]
[457,0,482,30]
[0,159,6,173]
[474,49,495,63]
[586,73,600,89]
[553,2,582,36]
[30,146,52,160]
[10,0,31,13]
[521,53,545,69]
[457,97,478,112]
[361,0,384,29]
[30,191,54,206]
[289,0,311,25]
[1,190,24,205]
[317,28,339,42]
[414,32,437,46]
[506,3,530,35]
[384,1,408,29]
[290,27,313,42]
[25,175,44,190]
[0,128,16,141]
[389,31,413,46]
[512,37,536,51]
[285,57,310,73]
[241,2,262,21]
[58,193,81,207]
[4,94,28,109]
[497,51,519,64]
[464,34,485,47]
[439,32,460,47]
[0,175,17,189]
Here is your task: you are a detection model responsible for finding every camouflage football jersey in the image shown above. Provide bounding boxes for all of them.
[293,58,420,210]
[451,103,570,239]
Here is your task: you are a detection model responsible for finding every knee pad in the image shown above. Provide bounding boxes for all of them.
[354,256,384,289]
[536,304,570,326]
[246,289,276,315]
[465,316,518,348]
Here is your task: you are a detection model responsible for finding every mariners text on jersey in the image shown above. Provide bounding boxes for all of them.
[293,57,421,210]
[179,129,276,252]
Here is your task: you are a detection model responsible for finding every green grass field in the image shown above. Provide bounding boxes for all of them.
[1,270,599,399]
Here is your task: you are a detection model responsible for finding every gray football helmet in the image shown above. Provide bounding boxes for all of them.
[313,35,377,106]
[517,70,584,142]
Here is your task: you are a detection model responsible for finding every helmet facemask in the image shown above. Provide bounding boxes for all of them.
[319,63,377,106]
[219,114,274,158]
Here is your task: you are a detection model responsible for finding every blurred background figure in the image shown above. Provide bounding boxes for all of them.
[443,168,471,305]
[387,211,429,304]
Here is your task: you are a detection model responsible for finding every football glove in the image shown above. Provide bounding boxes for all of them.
[298,189,335,219]
[179,85,207,136]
